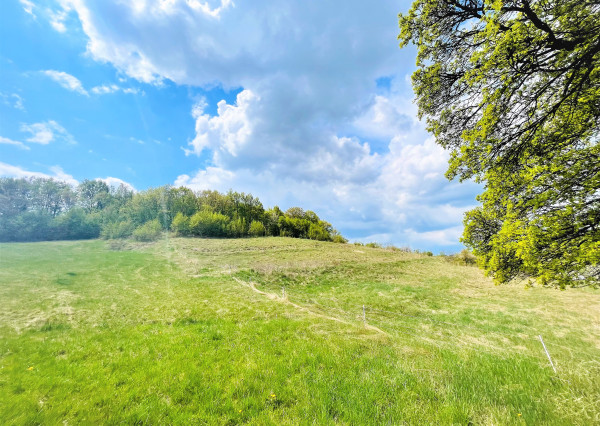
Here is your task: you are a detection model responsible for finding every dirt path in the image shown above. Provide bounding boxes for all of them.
[232,276,387,335]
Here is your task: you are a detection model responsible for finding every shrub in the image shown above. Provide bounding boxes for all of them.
[132,219,163,242]
[365,242,381,249]
[171,212,191,236]
[278,216,311,238]
[100,220,135,239]
[308,223,330,241]
[53,209,101,240]
[189,209,230,237]
[332,235,348,244]
[457,249,477,265]
[445,249,477,266]
[248,220,266,237]
[228,217,247,237]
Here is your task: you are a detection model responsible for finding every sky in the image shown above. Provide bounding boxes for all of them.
[0,0,481,252]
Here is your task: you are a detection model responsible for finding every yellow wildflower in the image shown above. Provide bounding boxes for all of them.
[27,366,34,371]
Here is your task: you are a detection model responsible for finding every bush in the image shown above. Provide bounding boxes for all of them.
[308,223,330,241]
[332,235,348,244]
[248,220,266,237]
[189,209,230,237]
[365,242,381,249]
[228,218,247,237]
[457,249,477,265]
[446,249,477,266]
[53,209,101,240]
[171,212,191,236]
[132,219,163,242]
[100,220,135,239]
[278,216,311,238]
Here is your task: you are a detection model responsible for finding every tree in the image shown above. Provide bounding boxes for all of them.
[399,1,600,287]
[264,206,284,236]
[78,179,110,213]
[171,212,191,236]
[31,178,75,217]
[249,220,266,237]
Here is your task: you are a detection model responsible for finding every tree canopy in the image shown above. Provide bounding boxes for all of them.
[0,177,346,245]
[399,0,600,287]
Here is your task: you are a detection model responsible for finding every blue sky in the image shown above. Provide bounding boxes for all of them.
[0,0,480,252]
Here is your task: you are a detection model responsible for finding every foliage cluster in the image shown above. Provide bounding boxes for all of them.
[399,0,600,287]
[0,177,346,243]
[443,249,478,267]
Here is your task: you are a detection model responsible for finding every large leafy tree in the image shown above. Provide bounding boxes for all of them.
[399,0,600,287]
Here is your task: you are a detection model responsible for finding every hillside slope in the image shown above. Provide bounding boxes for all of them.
[1,237,598,424]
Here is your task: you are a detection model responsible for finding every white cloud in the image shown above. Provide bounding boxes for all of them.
[174,167,235,191]
[12,94,25,111]
[91,84,139,95]
[0,136,30,150]
[91,84,119,94]
[42,70,88,95]
[19,0,35,17]
[99,177,136,192]
[186,89,381,184]
[0,162,77,186]
[40,70,136,96]
[0,93,25,111]
[129,137,145,145]
[353,94,415,140]
[48,5,73,33]
[47,0,482,251]
[20,120,76,145]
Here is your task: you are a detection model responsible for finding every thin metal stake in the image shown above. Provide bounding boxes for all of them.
[282,287,286,299]
[539,335,557,374]
[362,305,366,326]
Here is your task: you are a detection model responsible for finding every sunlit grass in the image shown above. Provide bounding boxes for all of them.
[1,238,598,424]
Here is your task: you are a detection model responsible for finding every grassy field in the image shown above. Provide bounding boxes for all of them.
[0,237,599,424]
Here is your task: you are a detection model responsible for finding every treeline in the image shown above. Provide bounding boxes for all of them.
[0,178,347,243]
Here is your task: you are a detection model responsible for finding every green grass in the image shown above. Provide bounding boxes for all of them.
[1,237,599,424]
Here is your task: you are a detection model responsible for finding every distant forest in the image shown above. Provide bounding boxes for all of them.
[0,178,347,243]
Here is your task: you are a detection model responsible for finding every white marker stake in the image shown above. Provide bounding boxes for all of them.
[539,335,557,374]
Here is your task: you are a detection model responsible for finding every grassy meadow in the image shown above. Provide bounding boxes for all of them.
[0,237,599,424]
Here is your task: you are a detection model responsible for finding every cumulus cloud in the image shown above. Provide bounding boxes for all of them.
[0,162,78,186]
[174,166,235,191]
[20,120,76,145]
[187,89,381,184]
[0,136,30,150]
[42,70,88,95]
[46,0,481,250]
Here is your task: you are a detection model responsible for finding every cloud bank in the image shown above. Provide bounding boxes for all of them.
[41,0,480,250]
